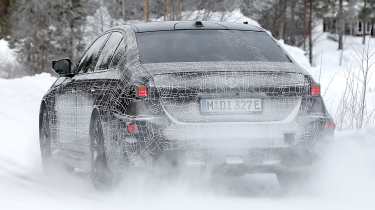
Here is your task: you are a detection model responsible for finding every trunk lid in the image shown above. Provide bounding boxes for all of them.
[143,62,309,123]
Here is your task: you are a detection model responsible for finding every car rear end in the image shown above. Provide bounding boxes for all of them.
[121,24,335,174]
[138,64,332,172]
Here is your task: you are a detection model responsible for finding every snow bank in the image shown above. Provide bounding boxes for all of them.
[312,34,375,128]
[0,39,20,78]
[0,73,55,169]
[279,33,375,128]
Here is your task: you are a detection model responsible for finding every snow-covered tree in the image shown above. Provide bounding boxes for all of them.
[7,0,90,74]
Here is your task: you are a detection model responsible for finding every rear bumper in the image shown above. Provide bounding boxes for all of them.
[166,143,317,173]
[163,121,300,149]
[115,113,333,145]
[113,113,334,172]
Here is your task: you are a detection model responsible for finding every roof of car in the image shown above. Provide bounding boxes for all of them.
[123,21,265,33]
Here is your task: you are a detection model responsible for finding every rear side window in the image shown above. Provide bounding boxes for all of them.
[136,30,291,63]
[96,32,123,71]
[76,33,110,73]
[110,39,127,69]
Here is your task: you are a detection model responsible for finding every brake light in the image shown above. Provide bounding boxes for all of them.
[127,123,139,134]
[137,85,148,97]
[311,84,321,96]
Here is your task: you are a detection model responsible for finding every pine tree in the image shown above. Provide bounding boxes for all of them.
[8,0,89,74]
[0,0,10,39]
[144,0,150,22]
[338,0,344,50]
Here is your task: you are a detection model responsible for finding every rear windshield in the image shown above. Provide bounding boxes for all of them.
[136,30,291,63]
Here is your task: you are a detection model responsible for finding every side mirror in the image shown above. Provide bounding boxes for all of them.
[52,59,72,77]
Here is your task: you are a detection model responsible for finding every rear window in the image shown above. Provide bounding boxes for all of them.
[136,30,291,63]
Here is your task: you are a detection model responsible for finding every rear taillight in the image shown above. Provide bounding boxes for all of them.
[311,84,321,96]
[136,85,148,97]
[127,123,139,134]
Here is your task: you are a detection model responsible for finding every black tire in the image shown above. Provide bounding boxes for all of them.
[89,111,114,190]
[39,106,52,171]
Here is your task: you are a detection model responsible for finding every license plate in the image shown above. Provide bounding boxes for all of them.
[200,98,262,114]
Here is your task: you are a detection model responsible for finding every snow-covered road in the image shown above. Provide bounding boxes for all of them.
[0,74,375,210]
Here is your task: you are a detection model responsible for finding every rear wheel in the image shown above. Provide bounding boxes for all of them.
[90,112,113,190]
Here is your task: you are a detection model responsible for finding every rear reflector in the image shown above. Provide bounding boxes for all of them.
[137,85,148,97]
[311,85,321,96]
[324,121,336,129]
[127,123,139,134]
